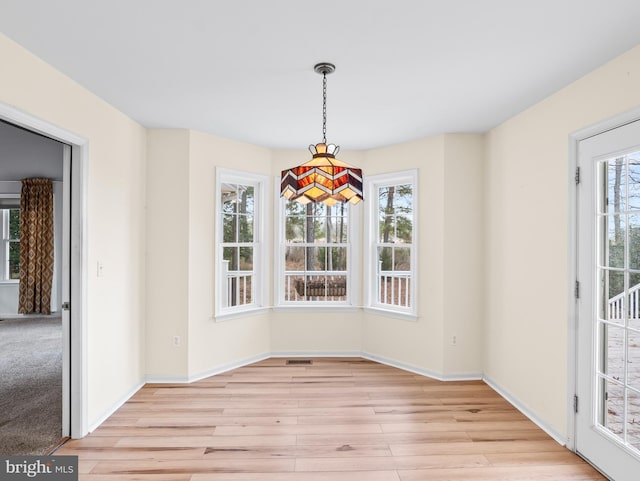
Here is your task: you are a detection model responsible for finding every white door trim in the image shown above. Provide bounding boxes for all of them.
[568,106,640,452]
[0,102,89,438]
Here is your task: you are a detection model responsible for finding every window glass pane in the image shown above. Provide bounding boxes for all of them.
[223,246,238,270]
[378,246,393,271]
[286,215,305,242]
[227,274,253,307]
[285,246,305,271]
[311,246,326,271]
[629,213,640,270]
[9,241,20,279]
[222,188,237,214]
[304,275,328,297]
[628,152,640,211]
[327,216,348,243]
[394,184,413,217]
[327,275,347,298]
[628,389,640,451]
[603,323,626,384]
[606,158,626,214]
[306,215,324,243]
[379,215,395,243]
[605,270,625,324]
[396,214,413,243]
[629,273,640,323]
[378,186,392,212]
[328,247,347,271]
[628,329,640,391]
[286,201,307,216]
[9,209,20,240]
[223,214,236,243]
[288,275,305,300]
[241,186,255,215]
[599,378,624,441]
[242,276,252,304]
[310,203,327,217]
[606,215,625,268]
[238,215,253,242]
[394,247,411,271]
[239,247,253,271]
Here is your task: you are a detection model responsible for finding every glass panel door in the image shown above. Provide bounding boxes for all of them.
[577,120,640,481]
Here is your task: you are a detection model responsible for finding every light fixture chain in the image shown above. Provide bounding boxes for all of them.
[322,72,327,144]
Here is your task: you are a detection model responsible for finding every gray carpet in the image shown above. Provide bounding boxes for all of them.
[0,316,62,455]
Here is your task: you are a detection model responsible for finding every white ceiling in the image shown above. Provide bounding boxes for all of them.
[1,0,640,150]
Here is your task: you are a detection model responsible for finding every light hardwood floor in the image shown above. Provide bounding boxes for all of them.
[57,358,606,480]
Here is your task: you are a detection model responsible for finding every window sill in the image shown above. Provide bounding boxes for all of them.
[213,305,417,321]
[363,306,418,322]
[273,305,361,313]
[0,280,19,285]
[213,306,270,323]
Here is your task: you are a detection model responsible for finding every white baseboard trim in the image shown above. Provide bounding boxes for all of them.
[271,351,363,358]
[362,352,483,381]
[144,374,190,383]
[187,353,271,383]
[483,375,567,446]
[88,380,145,433]
[145,352,272,384]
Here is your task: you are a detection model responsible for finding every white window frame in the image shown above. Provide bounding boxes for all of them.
[364,169,418,319]
[274,181,361,309]
[214,168,268,320]
[0,196,20,283]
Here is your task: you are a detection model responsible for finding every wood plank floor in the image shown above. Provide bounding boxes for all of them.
[56,358,606,480]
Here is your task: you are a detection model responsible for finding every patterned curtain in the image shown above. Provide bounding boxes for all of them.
[18,178,54,315]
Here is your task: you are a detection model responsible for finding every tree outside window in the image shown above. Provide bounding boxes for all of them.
[8,208,20,279]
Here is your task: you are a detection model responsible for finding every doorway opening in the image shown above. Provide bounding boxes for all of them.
[0,103,88,448]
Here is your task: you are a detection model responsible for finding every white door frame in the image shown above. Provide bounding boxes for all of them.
[0,102,89,438]
[568,106,640,452]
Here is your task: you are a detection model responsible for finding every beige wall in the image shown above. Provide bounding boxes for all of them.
[484,44,640,437]
[145,129,190,379]
[0,33,147,426]
[146,130,273,380]
[362,136,446,372]
[361,135,484,377]
[187,131,272,377]
[443,134,484,375]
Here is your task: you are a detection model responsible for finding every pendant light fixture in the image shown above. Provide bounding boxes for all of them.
[280,62,363,206]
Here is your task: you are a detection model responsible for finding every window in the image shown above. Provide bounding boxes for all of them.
[215,169,267,319]
[365,170,417,317]
[277,198,358,306]
[1,205,21,282]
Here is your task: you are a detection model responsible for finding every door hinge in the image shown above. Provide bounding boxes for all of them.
[574,394,579,413]
[62,302,70,311]
[575,166,581,185]
[575,280,580,299]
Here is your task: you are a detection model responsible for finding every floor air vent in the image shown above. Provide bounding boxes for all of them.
[286,359,313,365]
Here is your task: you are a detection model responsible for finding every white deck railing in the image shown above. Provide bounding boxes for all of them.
[223,260,253,307]
[608,283,640,320]
[379,270,411,307]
